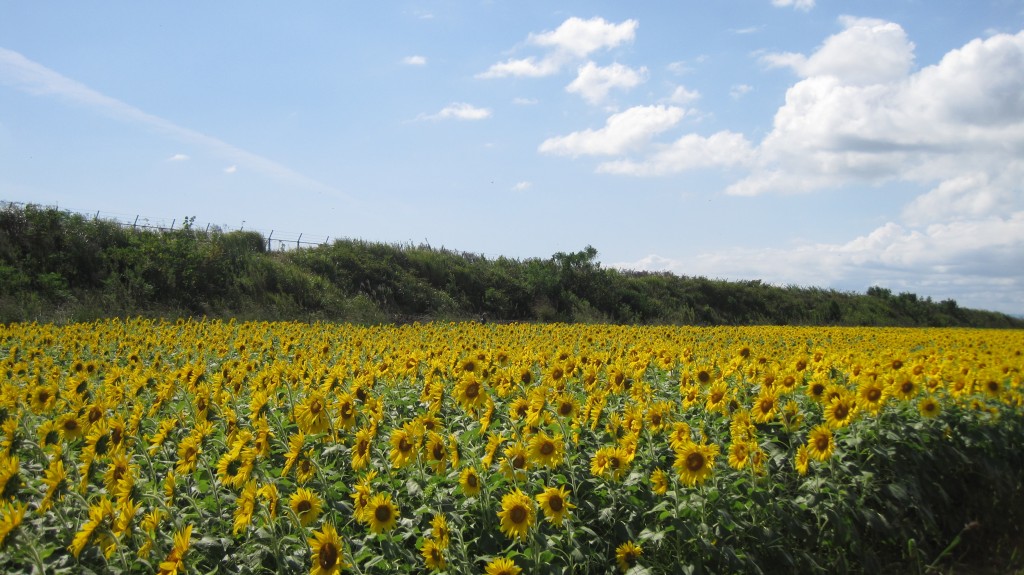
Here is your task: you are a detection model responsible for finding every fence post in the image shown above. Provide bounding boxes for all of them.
[267,230,274,251]
[297,233,302,249]
[170,219,175,230]
[133,216,139,229]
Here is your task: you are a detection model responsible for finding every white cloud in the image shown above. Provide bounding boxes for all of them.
[478,16,638,78]
[538,105,685,157]
[512,97,539,105]
[402,55,427,66]
[771,0,815,11]
[598,131,755,176]
[761,16,914,85]
[612,212,1024,313]
[420,102,492,121]
[566,61,647,104]
[224,165,237,174]
[168,153,189,161]
[729,84,753,99]
[0,47,346,198]
[511,181,532,191]
[669,85,700,104]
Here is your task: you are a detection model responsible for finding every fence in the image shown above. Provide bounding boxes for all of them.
[1,200,332,250]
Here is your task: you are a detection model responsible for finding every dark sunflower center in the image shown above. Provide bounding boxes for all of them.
[539,441,555,456]
[297,500,312,513]
[815,435,830,452]
[686,452,705,472]
[867,388,881,402]
[464,382,479,399]
[548,495,563,512]
[466,474,478,488]
[309,400,322,415]
[432,444,444,460]
[512,454,526,469]
[697,371,710,384]
[509,506,527,524]
[37,390,50,403]
[559,403,573,416]
[318,542,338,569]
[833,404,848,420]
[399,438,412,453]
[901,381,914,393]
[375,505,392,523]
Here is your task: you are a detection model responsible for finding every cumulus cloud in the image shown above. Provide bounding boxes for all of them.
[598,131,754,175]
[420,102,492,121]
[668,85,700,104]
[612,212,1024,313]
[595,20,1024,313]
[538,105,685,157]
[477,16,638,78]
[565,61,647,104]
[402,55,427,66]
[729,84,753,99]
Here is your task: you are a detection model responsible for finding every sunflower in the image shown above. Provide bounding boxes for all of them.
[175,434,202,476]
[615,540,643,573]
[351,427,373,471]
[918,396,941,418]
[528,430,564,468]
[459,466,482,497]
[500,442,529,481]
[806,424,835,461]
[794,444,811,475]
[421,537,446,571]
[0,500,27,548]
[424,431,449,474]
[454,373,487,413]
[497,488,536,541]
[704,381,730,414]
[485,557,522,575]
[335,392,358,430]
[233,480,259,535]
[591,445,632,481]
[751,389,779,424]
[430,513,451,548]
[668,421,692,451]
[365,493,399,534]
[856,377,888,414]
[349,481,372,522]
[57,412,84,443]
[650,467,670,495]
[728,440,753,471]
[308,522,347,575]
[157,524,193,575]
[673,441,719,487]
[39,456,69,512]
[290,487,323,527]
[389,427,418,469]
[536,485,575,526]
[29,383,57,414]
[890,373,919,401]
[823,393,858,429]
[296,391,330,435]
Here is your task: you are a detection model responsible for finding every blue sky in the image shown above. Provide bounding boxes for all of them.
[2,1,1023,315]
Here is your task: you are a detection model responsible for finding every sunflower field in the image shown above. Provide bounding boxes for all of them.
[0,319,1021,574]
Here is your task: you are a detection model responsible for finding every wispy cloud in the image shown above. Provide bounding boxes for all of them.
[0,47,347,199]
[771,0,815,11]
[167,153,189,162]
[224,165,237,174]
[511,181,532,191]
[402,55,427,66]
[419,102,492,121]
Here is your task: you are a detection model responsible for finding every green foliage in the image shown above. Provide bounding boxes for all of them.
[0,203,1021,328]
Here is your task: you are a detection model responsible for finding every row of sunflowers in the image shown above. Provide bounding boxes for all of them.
[0,318,1021,573]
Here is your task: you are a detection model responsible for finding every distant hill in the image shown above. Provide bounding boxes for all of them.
[1,203,1021,328]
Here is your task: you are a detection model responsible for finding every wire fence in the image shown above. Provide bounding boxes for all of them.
[2,200,332,251]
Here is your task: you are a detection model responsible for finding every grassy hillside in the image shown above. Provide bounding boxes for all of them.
[1,203,1021,327]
